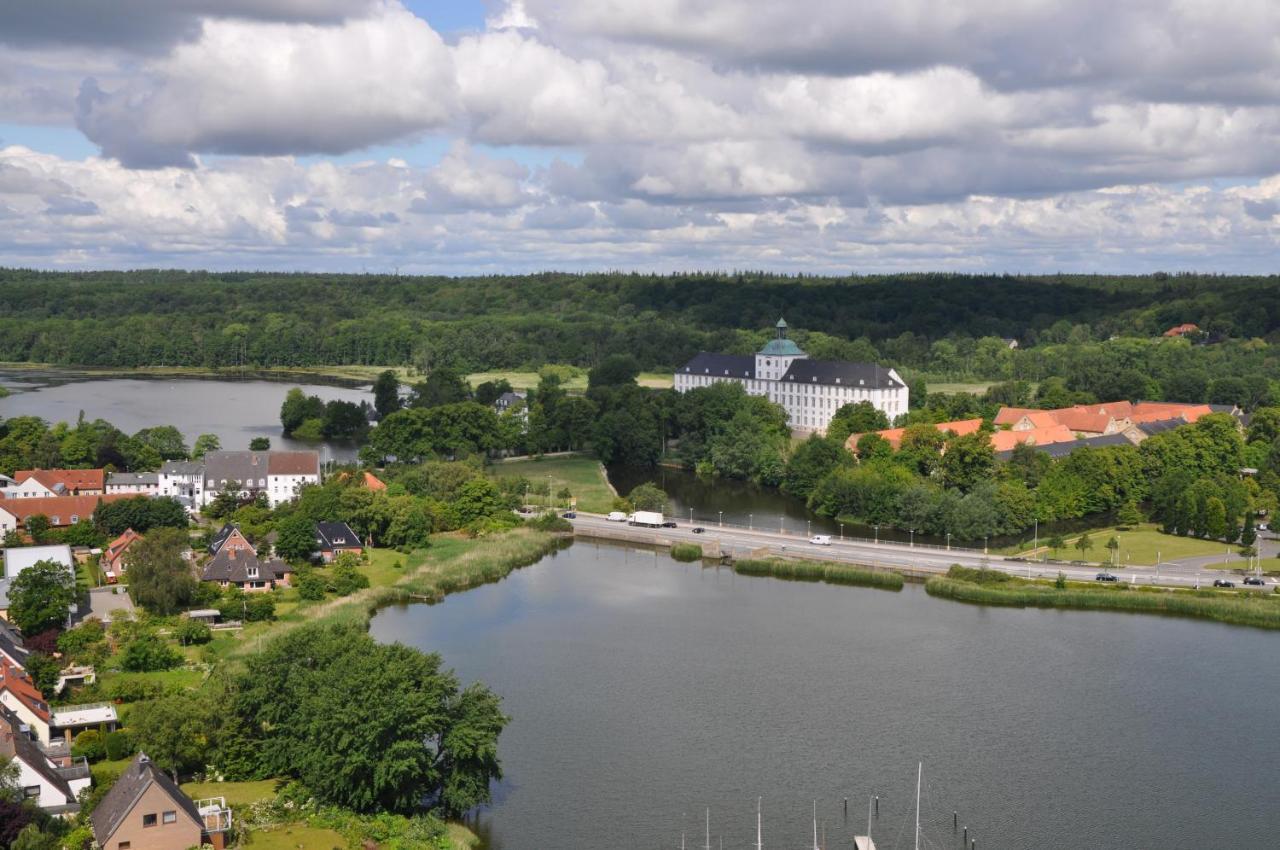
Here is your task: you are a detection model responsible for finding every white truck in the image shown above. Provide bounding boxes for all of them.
[629,511,665,528]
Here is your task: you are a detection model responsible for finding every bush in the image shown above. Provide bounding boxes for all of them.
[528,512,572,532]
[120,635,183,672]
[733,558,904,590]
[670,543,703,562]
[217,591,277,622]
[71,729,106,761]
[329,560,370,597]
[57,619,108,662]
[105,677,168,703]
[295,568,327,601]
[172,618,212,646]
[104,730,134,761]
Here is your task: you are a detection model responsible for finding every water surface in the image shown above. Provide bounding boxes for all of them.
[372,541,1280,850]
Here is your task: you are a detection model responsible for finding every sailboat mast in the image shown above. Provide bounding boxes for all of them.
[812,800,819,850]
[756,797,763,850]
[704,808,710,850]
[867,795,873,843]
[914,762,922,850]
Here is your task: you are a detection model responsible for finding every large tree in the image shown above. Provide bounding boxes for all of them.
[826,401,890,447]
[6,559,76,634]
[372,369,402,419]
[230,622,507,815]
[124,527,197,615]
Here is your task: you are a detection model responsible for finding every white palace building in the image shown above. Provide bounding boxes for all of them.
[673,319,908,434]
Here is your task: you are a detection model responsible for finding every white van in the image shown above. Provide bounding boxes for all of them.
[606,511,628,522]
[809,534,832,546]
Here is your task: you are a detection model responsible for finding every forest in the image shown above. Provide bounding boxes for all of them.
[2,270,1280,405]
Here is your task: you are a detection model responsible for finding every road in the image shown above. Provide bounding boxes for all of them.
[567,513,1275,591]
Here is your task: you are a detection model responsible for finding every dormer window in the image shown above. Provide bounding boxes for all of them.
[859,379,865,386]
[248,567,259,579]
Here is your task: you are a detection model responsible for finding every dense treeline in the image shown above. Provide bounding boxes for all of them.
[3,270,1280,404]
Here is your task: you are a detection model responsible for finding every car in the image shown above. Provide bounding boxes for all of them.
[809,535,832,546]
[606,511,628,522]
[1244,576,1265,586]
[1213,578,1235,588]
[691,527,705,534]
[661,521,678,528]
[1095,572,1118,582]
[1258,522,1270,531]
[561,511,577,519]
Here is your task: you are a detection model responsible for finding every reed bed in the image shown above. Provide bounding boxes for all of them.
[670,543,704,562]
[927,568,1280,630]
[733,558,904,590]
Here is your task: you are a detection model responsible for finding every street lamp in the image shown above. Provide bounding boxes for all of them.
[718,511,723,528]
[946,532,951,551]
[749,513,753,531]
[983,535,989,555]
[909,528,915,548]
[690,507,694,524]
[840,523,844,541]
[874,525,879,544]
[807,520,811,537]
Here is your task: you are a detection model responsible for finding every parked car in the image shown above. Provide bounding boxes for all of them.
[1244,576,1265,586]
[1258,522,1270,531]
[661,521,678,528]
[691,527,705,534]
[1095,572,1118,582]
[606,511,628,522]
[1213,578,1235,588]
[809,535,832,546]
[562,511,577,519]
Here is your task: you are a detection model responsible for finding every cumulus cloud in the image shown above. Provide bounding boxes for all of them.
[74,5,455,167]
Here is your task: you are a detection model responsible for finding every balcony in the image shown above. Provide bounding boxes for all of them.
[195,797,232,833]
[57,756,91,782]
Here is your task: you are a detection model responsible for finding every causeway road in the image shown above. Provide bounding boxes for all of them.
[568,512,1275,591]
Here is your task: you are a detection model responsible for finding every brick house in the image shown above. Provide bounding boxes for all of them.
[101,528,144,584]
[314,521,363,562]
[0,494,131,536]
[200,547,292,592]
[13,469,106,497]
[91,753,231,850]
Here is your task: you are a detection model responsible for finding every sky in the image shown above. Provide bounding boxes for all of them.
[4,0,1280,274]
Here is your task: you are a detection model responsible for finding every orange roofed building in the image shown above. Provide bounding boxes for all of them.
[847,418,984,452]
[1163,323,1200,338]
[101,528,144,584]
[0,494,131,537]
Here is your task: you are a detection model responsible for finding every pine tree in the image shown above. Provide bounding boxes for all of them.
[1241,512,1257,547]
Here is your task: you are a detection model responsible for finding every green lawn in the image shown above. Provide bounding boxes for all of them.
[181,778,280,808]
[1207,557,1280,574]
[239,825,346,850]
[927,381,999,395]
[486,454,616,513]
[1032,525,1243,566]
[467,368,672,392]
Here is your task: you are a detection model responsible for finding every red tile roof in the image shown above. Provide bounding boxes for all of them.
[0,658,49,721]
[102,528,143,581]
[848,418,983,452]
[13,469,105,494]
[267,452,320,476]
[362,471,387,491]
[0,494,131,527]
[990,424,1077,452]
[1163,323,1200,337]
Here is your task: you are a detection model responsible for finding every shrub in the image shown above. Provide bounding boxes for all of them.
[329,561,370,597]
[71,729,106,761]
[58,619,108,664]
[528,512,572,532]
[733,558,904,590]
[120,635,183,672]
[105,677,168,703]
[173,618,212,646]
[104,730,134,761]
[670,543,703,562]
[295,568,327,601]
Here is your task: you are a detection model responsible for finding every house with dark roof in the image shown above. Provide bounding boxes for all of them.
[996,433,1135,461]
[674,319,907,434]
[105,472,161,496]
[207,523,254,557]
[314,521,363,562]
[201,547,292,592]
[0,704,91,815]
[91,753,231,850]
[0,619,28,670]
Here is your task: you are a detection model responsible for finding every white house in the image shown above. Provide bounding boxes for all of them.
[104,472,160,495]
[160,451,320,510]
[673,319,908,434]
[0,704,91,814]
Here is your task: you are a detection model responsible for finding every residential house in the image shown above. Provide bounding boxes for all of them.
[207,523,254,557]
[493,391,529,424]
[0,657,118,746]
[101,529,144,584]
[0,705,91,816]
[91,753,231,850]
[847,418,984,452]
[13,469,106,497]
[1000,337,1019,350]
[0,619,28,669]
[105,472,161,496]
[157,460,205,510]
[1163,323,1200,338]
[989,424,1078,453]
[676,319,908,434]
[1,545,75,623]
[201,547,292,592]
[200,451,321,509]
[362,471,387,491]
[313,521,363,562]
[0,494,131,536]
[995,433,1133,460]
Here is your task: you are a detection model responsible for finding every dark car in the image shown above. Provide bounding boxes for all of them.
[1095,572,1118,582]
[561,511,577,519]
[1243,576,1265,586]
[661,521,678,528]
[1213,578,1235,588]
[691,527,705,534]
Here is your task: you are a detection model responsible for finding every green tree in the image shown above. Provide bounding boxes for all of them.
[132,426,189,461]
[373,369,402,418]
[23,652,60,696]
[939,431,996,493]
[173,618,212,646]
[129,692,216,780]
[1105,535,1120,565]
[191,433,221,459]
[275,514,317,562]
[1047,533,1066,555]
[587,354,641,389]
[1074,532,1094,560]
[1116,500,1144,529]
[24,514,52,545]
[322,400,368,440]
[1204,496,1228,540]
[1241,512,1257,547]
[627,482,669,512]
[411,368,470,408]
[782,435,851,499]
[295,567,327,600]
[826,401,890,447]
[231,621,508,814]
[249,437,271,451]
[124,528,197,615]
[7,559,75,634]
[121,634,183,672]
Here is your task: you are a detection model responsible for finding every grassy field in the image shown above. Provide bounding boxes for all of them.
[486,454,617,513]
[467,368,673,391]
[926,381,999,395]
[1029,525,1240,566]
[1207,557,1280,574]
[239,825,347,850]
[182,779,281,807]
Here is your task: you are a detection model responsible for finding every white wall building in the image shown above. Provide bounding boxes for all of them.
[160,452,320,510]
[673,319,908,434]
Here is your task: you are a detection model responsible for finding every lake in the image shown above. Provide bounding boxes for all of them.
[0,369,369,461]
[372,541,1280,850]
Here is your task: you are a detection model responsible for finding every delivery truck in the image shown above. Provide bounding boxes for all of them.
[629,511,664,528]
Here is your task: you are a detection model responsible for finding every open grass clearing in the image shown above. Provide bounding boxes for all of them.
[486,454,616,513]
[1028,525,1240,566]
[181,778,280,808]
[239,824,347,850]
[467,368,672,391]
